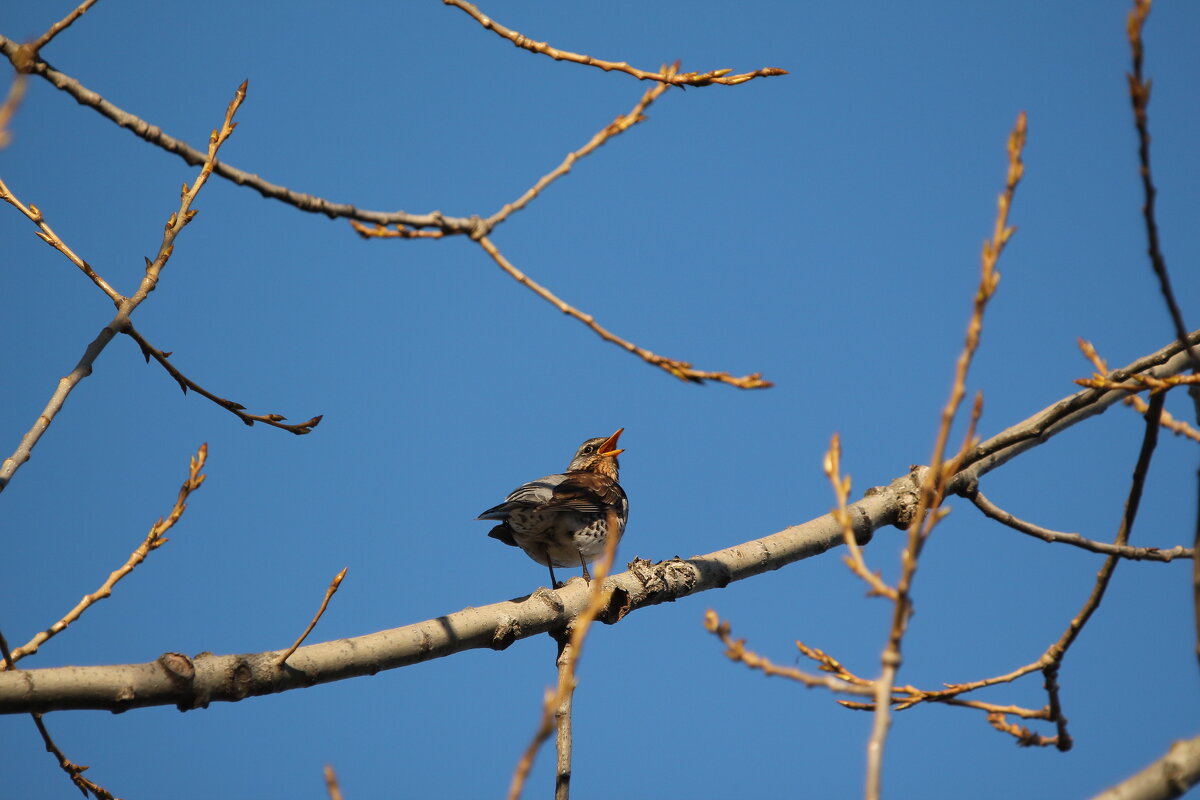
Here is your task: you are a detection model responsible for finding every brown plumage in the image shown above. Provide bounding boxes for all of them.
[477,429,629,587]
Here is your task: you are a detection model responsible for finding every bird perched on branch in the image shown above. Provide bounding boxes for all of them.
[478,429,628,588]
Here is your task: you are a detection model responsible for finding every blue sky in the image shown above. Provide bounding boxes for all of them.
[3,1,1199,797]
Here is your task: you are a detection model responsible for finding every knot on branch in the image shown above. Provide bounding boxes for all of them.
[492,616,522,650]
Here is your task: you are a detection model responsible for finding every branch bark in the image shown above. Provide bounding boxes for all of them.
[2,330,1197,715]
[1089,733,1200,800]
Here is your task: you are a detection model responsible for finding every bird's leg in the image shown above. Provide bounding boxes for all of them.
[546,550,561,589]
[579,552,591,583]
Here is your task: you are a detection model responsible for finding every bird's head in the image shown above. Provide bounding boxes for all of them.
[567,428,624,478]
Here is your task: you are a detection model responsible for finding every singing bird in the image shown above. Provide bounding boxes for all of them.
[478,429,629,588]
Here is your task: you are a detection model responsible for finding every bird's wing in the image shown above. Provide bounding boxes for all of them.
[539,472,626,516]
[476,476,564,519]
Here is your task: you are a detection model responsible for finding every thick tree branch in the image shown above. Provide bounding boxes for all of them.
[0,467,905,714]
[3,330,1198,714]
[1090,733,1200,800]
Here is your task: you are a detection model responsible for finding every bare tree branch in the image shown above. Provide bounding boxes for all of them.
[0,82,245,492]
[443,0,787,86]
[1,446,206,668]
[0,174,123,303]
[125,325,323,435]
[705,612,875,696]
[1125,0,1198,371]
[29,0,104,55]
[279,568,348,666]
[1089,733,1200,800]
[3,329,1197,715]
[1078,339,1200,444]
[965,487,1192,562]
[552,631,573,800]
[509,508,622,800]
[0,34,483,234]
[476,234,771,388]
[866,111,1026,798]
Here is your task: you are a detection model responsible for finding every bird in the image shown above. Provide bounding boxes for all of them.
[478,429,628,588]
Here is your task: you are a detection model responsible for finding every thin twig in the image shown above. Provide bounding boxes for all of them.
[705,612,875,696]
[0,69,27,149]
[29,0,104,54]
[1,445,207,669]
[324,765,344,800]
[0,81,245,493]
[476,235,770,389]
[965,487,1192,562]
[1126,0,1199,372]
[1127,7,1200,673]
[486,72,672,230]
[713,623,1055,746]
[126,324,322,435]
[865,111,1026,800]
[553,630,573,800]
[279,568,348,666]
[354,70,674,241]
[32,712,119,800]
[508,509,623,800]
[823,433,897,599]
[6,617,120,798]
[0,174,124,303]
[1078,339,1200,444]
[444,0,787,86]
[924,392,1167,748]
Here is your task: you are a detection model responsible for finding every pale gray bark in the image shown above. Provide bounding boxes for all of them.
[0,331,1196,715]
[1089,735,1200,800]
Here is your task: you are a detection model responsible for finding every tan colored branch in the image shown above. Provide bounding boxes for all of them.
[279,568,348,666]
[355,70,673,241]
[324,765,344,800]
[0,174,122,302]
[823,433,897,599]
[866,111,1026,799]
[0,82,244,493]
[486,73,672,229]
[444,0,787,86]
[0,69,27,149]
[710,619,1057,747]
[1078,339,1200,444]
[29,0,104,55]
[125,325,322,435]
[476,235,770,388]
[1,446,207,669]
[705,612,875,696]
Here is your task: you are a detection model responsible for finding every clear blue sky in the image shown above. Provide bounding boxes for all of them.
[3,1,1199,797]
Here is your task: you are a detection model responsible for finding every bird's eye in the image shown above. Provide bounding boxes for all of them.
[583,446,594,453]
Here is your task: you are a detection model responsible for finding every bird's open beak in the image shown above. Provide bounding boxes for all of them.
[597,428,624,458]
